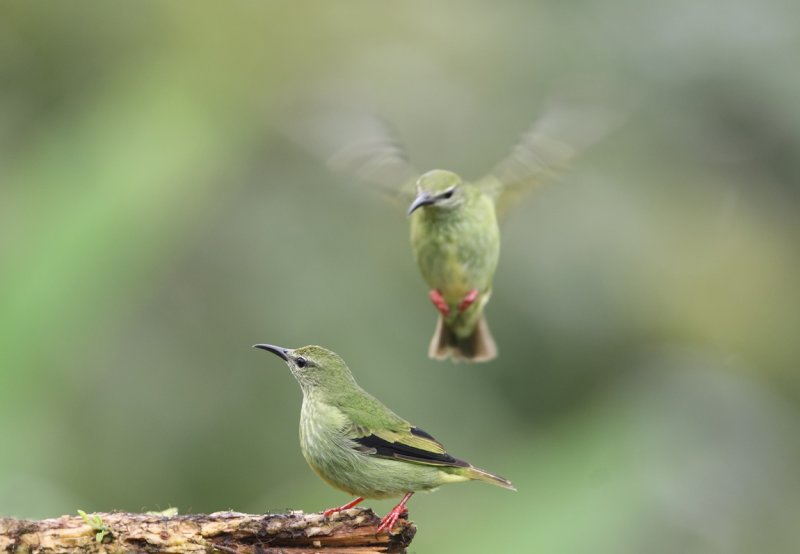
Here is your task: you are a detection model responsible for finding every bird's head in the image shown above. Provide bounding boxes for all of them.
[407,169,465,216]
[254,343,355,393]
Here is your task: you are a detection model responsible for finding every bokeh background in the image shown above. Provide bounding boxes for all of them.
[2,2,799,553]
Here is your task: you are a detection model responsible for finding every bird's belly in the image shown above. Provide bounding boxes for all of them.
[424,252,473,301]
[415,238,498,304]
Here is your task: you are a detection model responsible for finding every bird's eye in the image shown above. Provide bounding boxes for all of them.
[441,189,454,199]
[295,357,307,368]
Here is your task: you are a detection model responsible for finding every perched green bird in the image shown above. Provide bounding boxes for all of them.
[254,343,515,533]
[291,100,620,362]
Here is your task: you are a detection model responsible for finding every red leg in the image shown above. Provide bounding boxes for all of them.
[376,492,413,534]
[458,289,479,312]
[429,289,450,317]
[323,496,364,517]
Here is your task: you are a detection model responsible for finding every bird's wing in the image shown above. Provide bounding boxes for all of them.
[476,100,623,220]
[351,425,469,468]
[336,391,468,468]
[284,107,419,204]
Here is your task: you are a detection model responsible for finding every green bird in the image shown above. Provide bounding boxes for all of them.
[254,343,515,533]
[291,99,620,362]
[406,168,500,362]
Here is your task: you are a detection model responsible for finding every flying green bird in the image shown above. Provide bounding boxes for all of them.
[291,99,620,362]
[254,343,515,533]
[406,168,500,362]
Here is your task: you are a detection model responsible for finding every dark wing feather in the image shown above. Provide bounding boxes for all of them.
[353,427,469,468]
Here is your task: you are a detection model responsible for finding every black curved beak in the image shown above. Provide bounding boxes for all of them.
[407,192,435,216]
[253,343,290,361]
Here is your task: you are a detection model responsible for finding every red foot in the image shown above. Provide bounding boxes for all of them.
[323,496,364,517]
[458,289,479,312]
[429,289,450,317]
[376,492,413,534]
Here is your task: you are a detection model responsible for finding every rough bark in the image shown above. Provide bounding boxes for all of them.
[0,508,415,554]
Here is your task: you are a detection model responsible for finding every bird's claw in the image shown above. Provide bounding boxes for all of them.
[323,497,364,518]
[376,506,407,534]
[429,289,450,317]
[458,289,479,312]
[376,492,413,534]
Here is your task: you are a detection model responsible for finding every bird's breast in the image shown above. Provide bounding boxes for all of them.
[410,201,500,302]
[298,399,371,496]
[299,400,345,463]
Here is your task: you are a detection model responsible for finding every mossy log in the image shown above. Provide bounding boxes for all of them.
[0,508,415,553]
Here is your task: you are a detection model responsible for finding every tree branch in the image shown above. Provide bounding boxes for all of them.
[0,508,416,553]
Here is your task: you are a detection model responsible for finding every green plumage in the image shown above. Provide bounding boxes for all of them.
[290,100,620,362]
[409,171,500,361]
[255,343,515,502]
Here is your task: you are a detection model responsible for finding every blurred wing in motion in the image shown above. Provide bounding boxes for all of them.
[285,107,419,204]
[478,100,625,219]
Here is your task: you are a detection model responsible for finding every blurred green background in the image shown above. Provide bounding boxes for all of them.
[2,2,799,552]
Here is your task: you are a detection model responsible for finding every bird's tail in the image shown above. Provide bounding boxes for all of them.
[462,465,516,491]
[428,314,497,363]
